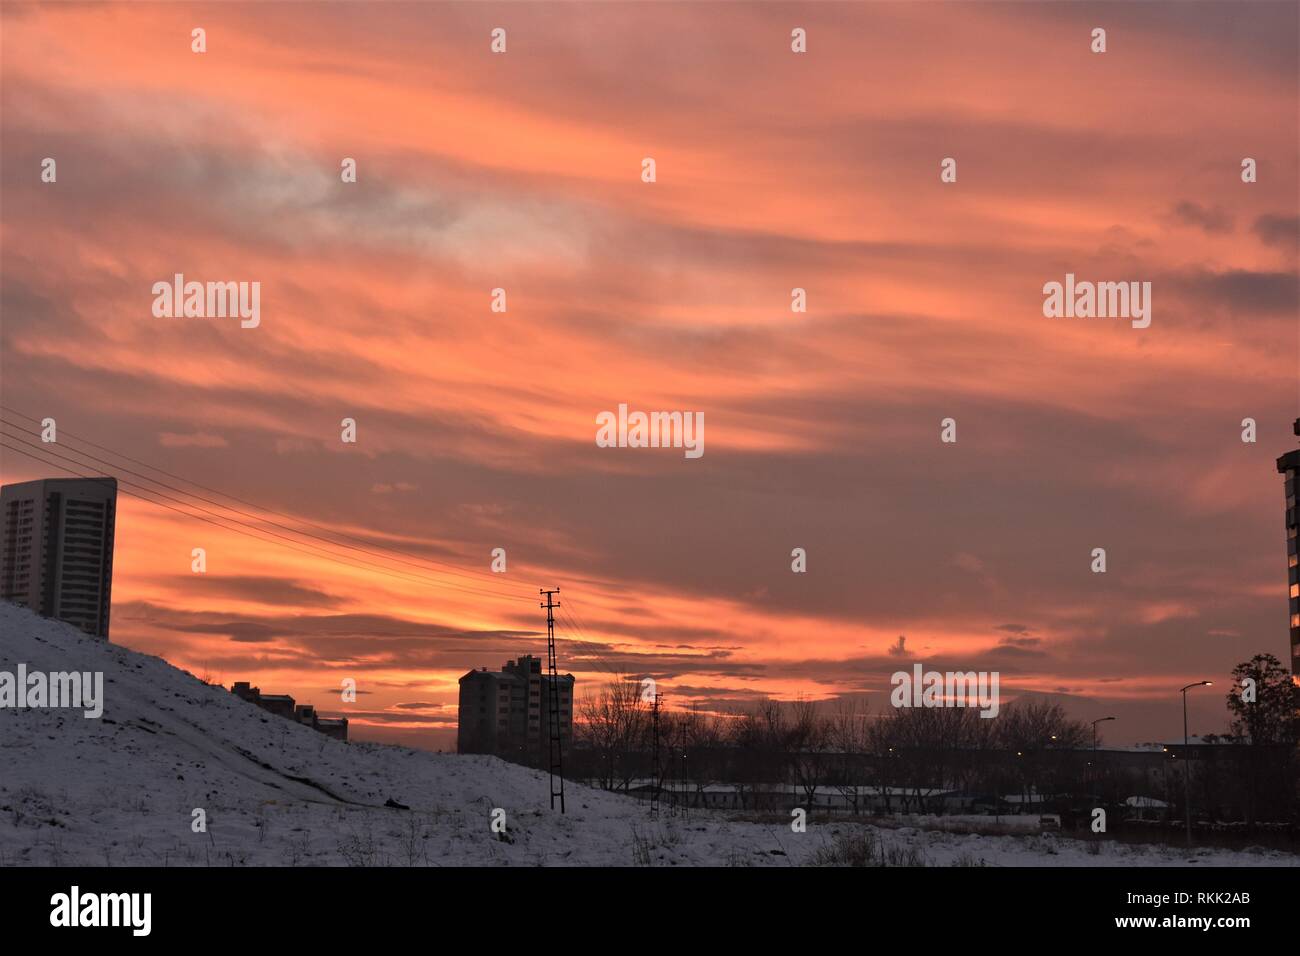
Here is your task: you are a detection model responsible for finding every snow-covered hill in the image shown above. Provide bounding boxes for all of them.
[0,602,1293,867]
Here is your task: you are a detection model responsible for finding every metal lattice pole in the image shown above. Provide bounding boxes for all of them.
[650,692,662,817]
[541,589,565,813]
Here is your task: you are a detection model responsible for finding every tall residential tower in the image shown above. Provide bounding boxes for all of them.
[1277,418,1300,677]
[0,477,118,639]
[458,654,574,761]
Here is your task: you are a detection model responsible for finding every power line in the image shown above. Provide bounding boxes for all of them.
[1,431,523,603]
[0,407,534,599]
[562,598,630,676]
[556,605,594,657]
[557,603,622,678]
[564,597,604,648]
[0,410,534,597]
[0,420,535,603]
[0,439,523,602]
[558,600,597,647]
[0,438,531,605]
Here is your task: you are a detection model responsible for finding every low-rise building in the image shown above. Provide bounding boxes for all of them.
[230,681,347,741]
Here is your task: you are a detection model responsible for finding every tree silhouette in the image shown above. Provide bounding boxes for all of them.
[1224,654,1300,825]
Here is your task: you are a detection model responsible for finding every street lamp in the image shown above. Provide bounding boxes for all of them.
[681,751,689,810]
[1091,717,1116,808]
[1180,681,1213,846]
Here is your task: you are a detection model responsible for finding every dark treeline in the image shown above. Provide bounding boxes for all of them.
[564,654,1300,829]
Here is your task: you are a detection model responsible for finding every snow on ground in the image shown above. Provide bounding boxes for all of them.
[1,602,1294,867]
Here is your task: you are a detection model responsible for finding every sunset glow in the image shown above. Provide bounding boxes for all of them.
[2,0,1297,751]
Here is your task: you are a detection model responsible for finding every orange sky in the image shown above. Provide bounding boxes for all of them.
[1,1,1297,748]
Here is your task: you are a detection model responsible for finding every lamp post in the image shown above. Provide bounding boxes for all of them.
[681,751,688,811]
[1091,717,1116,808]
[1180,681,1213,846]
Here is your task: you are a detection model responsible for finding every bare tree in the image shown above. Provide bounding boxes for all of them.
[727,698,790,810]
[993,699,1089,806]
[788,698,832,809]
[577,677,648,791]
[829,697,870,813]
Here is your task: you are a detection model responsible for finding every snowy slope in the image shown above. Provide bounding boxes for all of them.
[0,602,1294,868]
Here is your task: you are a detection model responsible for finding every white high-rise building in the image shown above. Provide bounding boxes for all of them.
[0,477,118,639]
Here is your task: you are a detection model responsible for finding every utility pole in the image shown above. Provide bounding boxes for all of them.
[679,722,688,816]
[1180,681,1212,846]
[540,589,565,813]
[1090,716,1116,810]
[650,692,662,817]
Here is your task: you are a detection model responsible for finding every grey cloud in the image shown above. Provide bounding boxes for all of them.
[1253,213,1299,250]
[1170,201,1233,234]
